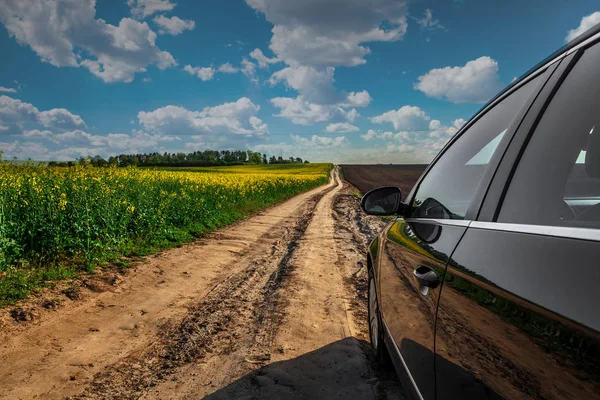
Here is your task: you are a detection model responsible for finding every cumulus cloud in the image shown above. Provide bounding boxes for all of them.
[361,129,395,141]
[0,86,16,93]
[0,129,179,160]
[252,134,349,162]
[22,129,54,140]
[270,96,358,125]
[414,56,503,103]
[245,1,394,123]
[325,122,359,133]
[268,68,371,123]
[137,97,269,137]
[218,62,239,74]
[183,63,241,80]
[128,0,176,19]
[370,105,431,131]
[241,58,258,83]
[183,65,216,81]
[245,0,408,68]
[364,109,466,161]
[269,66,342,104]
[414,9,443,30]
[153,15,195,35]
[566,12,600,42]
[0,95,86,135]
[344,91,373,107]
[0,0,177,83]
[250,48,280,69]
[0,140,52,160]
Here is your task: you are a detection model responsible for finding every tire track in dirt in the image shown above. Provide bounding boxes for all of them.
[73,183,334,399]
[144,170,404,400]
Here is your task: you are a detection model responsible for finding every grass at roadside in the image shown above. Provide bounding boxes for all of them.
[0,163,331,306]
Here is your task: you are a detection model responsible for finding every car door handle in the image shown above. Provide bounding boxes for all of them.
[413,266,440,289]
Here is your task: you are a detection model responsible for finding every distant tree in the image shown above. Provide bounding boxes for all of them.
[263,154,268,164]
[304,160,310,163]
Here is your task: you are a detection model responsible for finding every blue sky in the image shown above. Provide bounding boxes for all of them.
[0,0,598,163]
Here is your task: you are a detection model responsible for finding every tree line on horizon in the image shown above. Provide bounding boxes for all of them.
[45,150,309,167]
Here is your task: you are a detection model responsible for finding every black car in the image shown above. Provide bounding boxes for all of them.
[361,24,600,400]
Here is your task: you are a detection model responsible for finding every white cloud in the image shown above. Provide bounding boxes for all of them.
[241,58,258,83]
[453,118,467,129]
[183,63,240,81]
[0,129,179,160]
[22,129,53,140]
[270,96,358,125]
[0,95,86,135]
[138,97,269,137]
[153,15,195,35]
[566,12,600,42]
[363,111,465,162]
[414,56,503,104]
[0,86,16,93]
[0,0,177,83]
[183,65,216,81]
[370,105,430,131]
[325,122,359,133]
[361,129,395,141]
[414,9,443,30]
[218,62,239,74]
[250,48,280,69]
[344,90,373,107]
[128,0,176,19]
[0,141,51,160]
[245,0,408,68]
[269,66,342,104]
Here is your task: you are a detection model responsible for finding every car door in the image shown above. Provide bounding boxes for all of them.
[435,40,600,400]
[378,70,548,400]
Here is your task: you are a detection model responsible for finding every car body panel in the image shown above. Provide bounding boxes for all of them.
[378,219,466,399]
[435,227,600,399]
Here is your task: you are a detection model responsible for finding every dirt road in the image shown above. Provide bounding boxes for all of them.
[0,168,403,399]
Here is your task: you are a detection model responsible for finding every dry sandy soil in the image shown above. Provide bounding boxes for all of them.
[0,168,404,400]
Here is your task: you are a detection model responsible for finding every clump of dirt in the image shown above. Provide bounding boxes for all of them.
[62,285,82,300]
[10,306,39,322]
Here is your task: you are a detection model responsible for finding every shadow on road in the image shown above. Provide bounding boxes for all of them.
[203,337,500,399]
[204,337,395,400]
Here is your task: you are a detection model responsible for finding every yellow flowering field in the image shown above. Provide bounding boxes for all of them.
[0,163,331,304]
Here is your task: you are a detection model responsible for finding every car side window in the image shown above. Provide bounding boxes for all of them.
[498,43,600,229]
[408,75,543,220]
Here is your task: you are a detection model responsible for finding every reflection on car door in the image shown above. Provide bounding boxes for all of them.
[380,219,466,399]
[380,70,548,399]
[435,228,600,400]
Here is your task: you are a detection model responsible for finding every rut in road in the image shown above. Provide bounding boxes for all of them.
[142,170,402,400]
[74,181,334,399]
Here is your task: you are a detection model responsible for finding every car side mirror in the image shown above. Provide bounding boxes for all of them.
[360,187,403,216]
